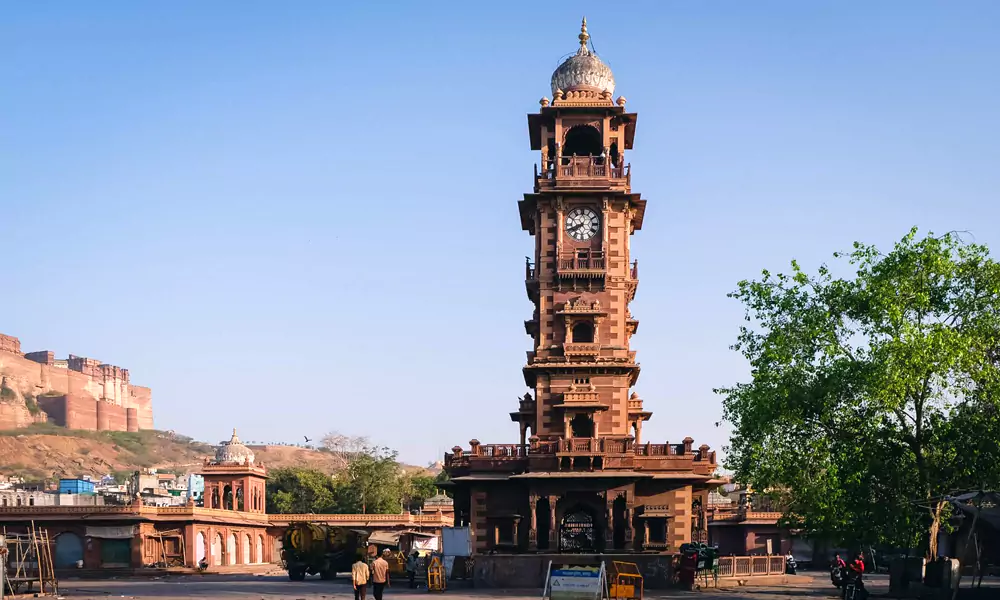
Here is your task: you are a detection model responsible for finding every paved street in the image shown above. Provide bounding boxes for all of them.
[43,572,1000,599]
[44,572,849,600]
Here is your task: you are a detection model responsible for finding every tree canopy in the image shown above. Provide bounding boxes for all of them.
[718,229,1000,553]
[266,445,438,515]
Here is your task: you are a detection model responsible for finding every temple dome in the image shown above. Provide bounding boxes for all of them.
[550,18,615,97]
[214,428,255,465]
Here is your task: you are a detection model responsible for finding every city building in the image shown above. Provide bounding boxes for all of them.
[443,19,720,566]
[0,429,450,571]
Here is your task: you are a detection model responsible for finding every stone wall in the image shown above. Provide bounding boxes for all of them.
[0,333,153,431]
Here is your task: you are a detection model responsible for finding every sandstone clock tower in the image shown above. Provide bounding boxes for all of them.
[444,19,718,560]
[516,17,647,453]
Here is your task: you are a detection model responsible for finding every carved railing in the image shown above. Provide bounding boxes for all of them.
[550,156,629,180]
[563,343,601,358]
[558,437,633,454]
[627,399,643,411]
[558,251,605,272]
[715,556,786,578]
[270,513,451,525]
[525,260,536,280]
[634,443,680,456]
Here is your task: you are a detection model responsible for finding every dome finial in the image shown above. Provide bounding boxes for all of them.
[578,17,590,54]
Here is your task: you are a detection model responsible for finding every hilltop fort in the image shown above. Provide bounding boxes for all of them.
[0,332,152,432]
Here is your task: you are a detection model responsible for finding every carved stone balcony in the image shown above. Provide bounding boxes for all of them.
[563,343,601,359]
[535,157,631,192]
[557,251,605,278]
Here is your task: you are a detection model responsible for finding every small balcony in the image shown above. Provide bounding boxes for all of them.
[558,251,605,278]
[557,437,633,455]
[563,343,601,359]
[535,157,631,192]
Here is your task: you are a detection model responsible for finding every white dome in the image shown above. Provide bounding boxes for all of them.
[550,18,615,97]
[214,429,255,465]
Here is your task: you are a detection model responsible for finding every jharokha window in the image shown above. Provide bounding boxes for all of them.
[572,321,594,343]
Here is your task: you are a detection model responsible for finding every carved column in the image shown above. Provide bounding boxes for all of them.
[604,491,615,549]
[549,495,559,550]
[528,495,538,550]
[624,488,635,551]
[635,419,643,445]
[520,422,527,447]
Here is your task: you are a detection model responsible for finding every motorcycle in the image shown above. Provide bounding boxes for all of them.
[842,571,868,600]
[831,565,845,589]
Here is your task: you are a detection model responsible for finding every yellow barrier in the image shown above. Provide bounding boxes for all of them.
[611,561,643,600]
[427,556,446,592]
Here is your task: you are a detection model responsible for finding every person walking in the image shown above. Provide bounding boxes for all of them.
[372,549,392,600]
[352,557,370,600]
[405,550,419,588]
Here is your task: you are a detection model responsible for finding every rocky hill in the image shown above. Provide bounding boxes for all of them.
[0,425,431,481]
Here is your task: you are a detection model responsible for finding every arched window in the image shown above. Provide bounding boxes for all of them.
[572,322,594,344]
[563,126,602,158]
[223,485,234,511]
[16,497,22,507]
[28,497,34,506]
[2,498,7,507]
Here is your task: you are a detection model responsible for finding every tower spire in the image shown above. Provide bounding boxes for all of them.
[578,17,590,54]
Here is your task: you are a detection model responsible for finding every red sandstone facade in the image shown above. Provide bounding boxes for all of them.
[444,20,719,555]
[0,332,152,431]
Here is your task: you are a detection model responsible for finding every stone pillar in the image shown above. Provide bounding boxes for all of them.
[564,414,572,439]
[520,422,528,447]
[604,491,615,549]
[549,495,559,550]
[625,489,635,551]
[528,495,538,550]
[635,420,642,445]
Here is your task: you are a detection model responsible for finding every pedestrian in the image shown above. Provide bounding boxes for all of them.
[406,550,419,588]
[372,549,391,600]
[352,556,370,600]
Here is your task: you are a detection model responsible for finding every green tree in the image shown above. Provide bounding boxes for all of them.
[338,446,407,514]
[718,229,1000,554]
[266,467,340,514]
[403,474,438,512]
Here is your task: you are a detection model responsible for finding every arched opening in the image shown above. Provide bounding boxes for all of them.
[196,532,206,566]
[54,532,84,568]
[226,533,237,566]
[563,126,602,158]
[28,497,34,506]
[223,485,233,511]
[572,321,594,343]
[570,413,594,438]
[242,534,251,565]
[236,487,244,511]
[612,495,628,550]
[2,498,7,507]
[560,506,599,553]
[212,533,223,566]
[609,141,620,167]
[536,497,551,551]
[211,488,220,509]
[256,534,264,564]
[16,497,21,507]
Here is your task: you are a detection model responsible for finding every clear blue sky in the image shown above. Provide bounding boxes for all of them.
[3,2,999,466]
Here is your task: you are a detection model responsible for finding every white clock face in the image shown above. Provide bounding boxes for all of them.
[566,208,600,241]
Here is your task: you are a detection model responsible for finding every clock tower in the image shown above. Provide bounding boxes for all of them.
[517,17,646,451]
[444,19,718,561]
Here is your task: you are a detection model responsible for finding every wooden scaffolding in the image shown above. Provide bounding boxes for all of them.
[2,523,58,596]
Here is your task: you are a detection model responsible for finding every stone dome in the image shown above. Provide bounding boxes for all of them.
[550,18,615,97]
[214,429,255,465]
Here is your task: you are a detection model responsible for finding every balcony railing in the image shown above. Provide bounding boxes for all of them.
[445,439,691,466]
[558,437,633,454]
[558,251,605,272]
[525,259,536,280]
[563,343,601,358]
